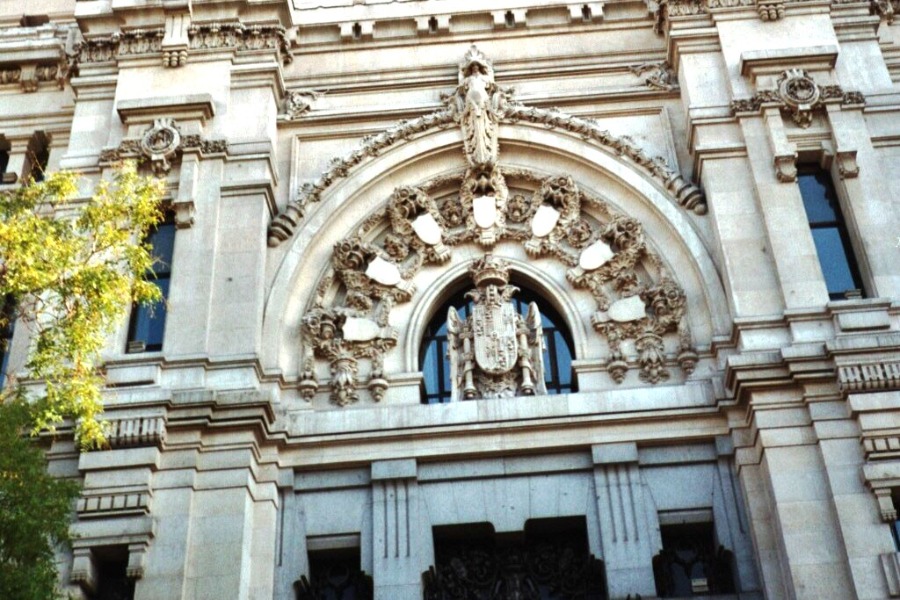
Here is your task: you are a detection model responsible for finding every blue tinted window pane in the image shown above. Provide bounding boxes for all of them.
[419,286,575,402]
[149,222,176,275]
[440,339,451,392]
[799,172,838,224]
[422,343,439,403]
[811,227,858,296]
[555,332,572,386]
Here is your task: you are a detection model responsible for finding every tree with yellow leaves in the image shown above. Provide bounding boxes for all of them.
[0,163,165,598]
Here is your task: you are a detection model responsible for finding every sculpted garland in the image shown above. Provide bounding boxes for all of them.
[268,47,705,247]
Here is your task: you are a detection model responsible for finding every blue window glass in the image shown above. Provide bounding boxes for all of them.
[798,167,863,300]
[127,217,175,352]
[419,286,575,404]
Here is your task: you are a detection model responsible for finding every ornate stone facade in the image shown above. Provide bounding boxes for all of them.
[3,1,900,599]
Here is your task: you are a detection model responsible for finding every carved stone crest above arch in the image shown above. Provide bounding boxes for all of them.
[279,159,723,407]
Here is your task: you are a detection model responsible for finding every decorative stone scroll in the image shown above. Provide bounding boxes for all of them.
[99,118,227,176]
[630,61,679,91]
[731,68,866,128]
[446,256,546,400]
[268,46,705,247]
[283,89,326,120]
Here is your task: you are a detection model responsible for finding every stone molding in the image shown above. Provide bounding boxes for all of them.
[77,490,152,518]
[268,51,704,248]
[653,0,842,32]
[839,361,900,392]
[105,415,167,448]
[0,24,71,92]
[71,22,292,70]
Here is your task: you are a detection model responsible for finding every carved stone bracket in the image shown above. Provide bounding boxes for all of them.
[283,89,326,120]
[629,61,679,91]
[731,69,866,128]
[269,48,704,247]
[99,118,227,177]
[757,0,785,20]
[0,60,69,93]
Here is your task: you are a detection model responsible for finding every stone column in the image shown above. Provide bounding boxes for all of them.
[370,459,429,600]
[591,442,658,598]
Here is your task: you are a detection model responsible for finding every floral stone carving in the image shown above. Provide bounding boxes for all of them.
[99,118,228,176]
[447,255,546,400]
[730,68,866,129]
[301,169,698,404]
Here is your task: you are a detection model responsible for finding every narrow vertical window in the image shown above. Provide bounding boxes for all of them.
[798,166,864,300]
[24,131,50,183]
[126,215,175,353]
[0,296,15,389]
[0,136,14,184]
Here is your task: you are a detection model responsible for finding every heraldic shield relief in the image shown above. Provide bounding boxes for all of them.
[471,290,519,375]
[447,255,547,401]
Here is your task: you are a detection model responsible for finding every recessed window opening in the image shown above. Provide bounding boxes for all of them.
[428,16,438,33]
[352,22,362,40]
[505,10,515,27]
[20,14,50,27]
[426,518,607,599]
[0,137,10,176]
[88,546,135,600]
[24,131,50,183]
[296,547,372,600]
[798,165,864,300]
[419,282,576,404]
[0,295,16,389]
[126,213,175,353]
[582,4,593,21]
[653,521,736,597]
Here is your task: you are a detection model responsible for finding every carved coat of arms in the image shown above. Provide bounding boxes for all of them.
[471,297,518,375]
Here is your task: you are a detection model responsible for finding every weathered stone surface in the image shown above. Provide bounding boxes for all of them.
[531,204,560,237]
[579,240,614,270]
[473,195,497,228]
[608,295,646,322]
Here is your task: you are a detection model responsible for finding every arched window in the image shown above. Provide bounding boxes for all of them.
[419,284,576,404]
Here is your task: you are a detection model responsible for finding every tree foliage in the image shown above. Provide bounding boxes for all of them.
[0,163,165,447]
[0,163,165,598]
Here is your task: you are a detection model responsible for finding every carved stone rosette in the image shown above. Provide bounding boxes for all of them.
[446,256,546,401]
[730,68,866,129]
[99,118,227,176]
